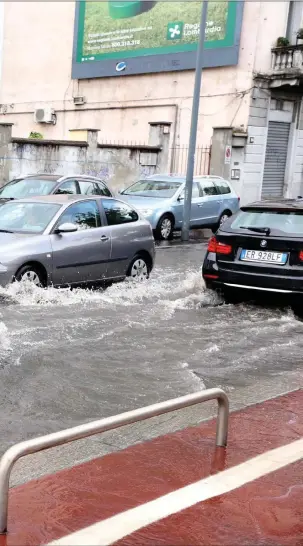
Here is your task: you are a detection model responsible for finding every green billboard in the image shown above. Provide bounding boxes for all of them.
[72,1,243,79]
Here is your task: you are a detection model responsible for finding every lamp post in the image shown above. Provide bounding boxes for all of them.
[181,0,208,242]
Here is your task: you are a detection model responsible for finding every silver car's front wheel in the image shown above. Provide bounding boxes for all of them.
[15,265,45,287]
[127,256,150,282]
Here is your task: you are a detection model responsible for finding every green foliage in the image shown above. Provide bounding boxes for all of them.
[276,36,289,47]
[29,131,44,139]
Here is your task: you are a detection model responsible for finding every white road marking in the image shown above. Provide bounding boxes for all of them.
[49,438,303,546]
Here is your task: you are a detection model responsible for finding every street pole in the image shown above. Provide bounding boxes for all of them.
[181,0,208,242]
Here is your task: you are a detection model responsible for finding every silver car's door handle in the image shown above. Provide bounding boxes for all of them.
[100,235,109,242]
[197,204,204,207]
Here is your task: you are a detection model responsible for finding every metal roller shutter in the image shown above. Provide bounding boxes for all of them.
[262,121,290,198]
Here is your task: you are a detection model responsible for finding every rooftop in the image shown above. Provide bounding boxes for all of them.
[243,198,303,210]
[15,194,113,205]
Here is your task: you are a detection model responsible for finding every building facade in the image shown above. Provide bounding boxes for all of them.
[0,1,302,202]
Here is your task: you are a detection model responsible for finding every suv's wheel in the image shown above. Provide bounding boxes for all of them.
[14,265,45,287]
[155,214,174,240]
[212,211,231,234]
[127,255,150,281]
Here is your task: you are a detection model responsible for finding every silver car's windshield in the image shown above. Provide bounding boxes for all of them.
[0,202,61,234]
[0,178,58,198]
[123,180,182,198]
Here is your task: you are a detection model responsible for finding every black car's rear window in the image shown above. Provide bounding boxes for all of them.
[230,209,303,237]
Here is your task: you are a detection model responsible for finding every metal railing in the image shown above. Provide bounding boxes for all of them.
[171,145,211,176]
[0,388,229,534]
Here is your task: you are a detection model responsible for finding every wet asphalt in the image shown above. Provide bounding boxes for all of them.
[0,238,302,484]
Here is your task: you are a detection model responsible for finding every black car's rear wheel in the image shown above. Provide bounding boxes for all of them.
[291,302,303,320]
[223,289,243,305]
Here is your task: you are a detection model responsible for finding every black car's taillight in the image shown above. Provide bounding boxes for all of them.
[207,237,232,255]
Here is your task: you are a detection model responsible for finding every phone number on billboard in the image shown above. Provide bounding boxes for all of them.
[111,40,140,47]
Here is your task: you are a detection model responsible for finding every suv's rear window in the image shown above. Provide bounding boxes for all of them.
[231,209,303,237]
[214,179,231,195]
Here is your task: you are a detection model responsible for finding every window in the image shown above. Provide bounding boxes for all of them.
[0,178,58,198]
[79,180,111,197]
[0,202,61,233]
[103,199,138,225]
[56,200,101,230]
[94,182,111,197]
[199,180,218,196]
[79,180,94,195]
[55,180,78,195]
[231,210,303,237]
[123,179,182,198]
[214,179,231,195]
[179,183,201,200]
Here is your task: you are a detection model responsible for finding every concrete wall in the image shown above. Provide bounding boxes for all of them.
[0,125,168,190]
[228,86,303,204]
[0,2,289,148]
[292,101,303,198]
[241,86,270,204]
[253,2,289,73]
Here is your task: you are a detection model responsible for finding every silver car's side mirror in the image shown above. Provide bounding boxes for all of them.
[55,222,78,234]
[178,195,184,201]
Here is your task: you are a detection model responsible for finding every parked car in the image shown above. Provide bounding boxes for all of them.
[0,174,114,203]
[202,198,303,303]
[0,195,155,287]
[119,174,239,240]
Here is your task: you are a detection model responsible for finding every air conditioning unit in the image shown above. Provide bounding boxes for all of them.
[34,107,56,124]
[73,96,86,106]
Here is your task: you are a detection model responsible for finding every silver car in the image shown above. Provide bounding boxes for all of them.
[0,195,155,287]
[0,174,114,203]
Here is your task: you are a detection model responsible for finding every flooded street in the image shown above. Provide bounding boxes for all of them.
[0,242,302,459]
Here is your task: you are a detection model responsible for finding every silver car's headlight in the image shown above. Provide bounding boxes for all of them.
[140,209,154,217]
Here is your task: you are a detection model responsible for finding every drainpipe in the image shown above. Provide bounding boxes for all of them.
[286,1,294,43]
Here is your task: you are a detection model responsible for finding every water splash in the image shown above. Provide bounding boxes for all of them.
[0,322,10,351]
[0,269,221,312]
[0,321,12,367]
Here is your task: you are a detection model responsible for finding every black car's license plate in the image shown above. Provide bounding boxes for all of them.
[240,249,288,265]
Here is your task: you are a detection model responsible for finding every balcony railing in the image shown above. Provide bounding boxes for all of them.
[271,44,303,72]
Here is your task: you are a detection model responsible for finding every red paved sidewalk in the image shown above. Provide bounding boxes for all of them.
[117,459,302,546]
[0,390,302,546]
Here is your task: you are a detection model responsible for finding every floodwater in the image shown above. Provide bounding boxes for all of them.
[1,243,303,454]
